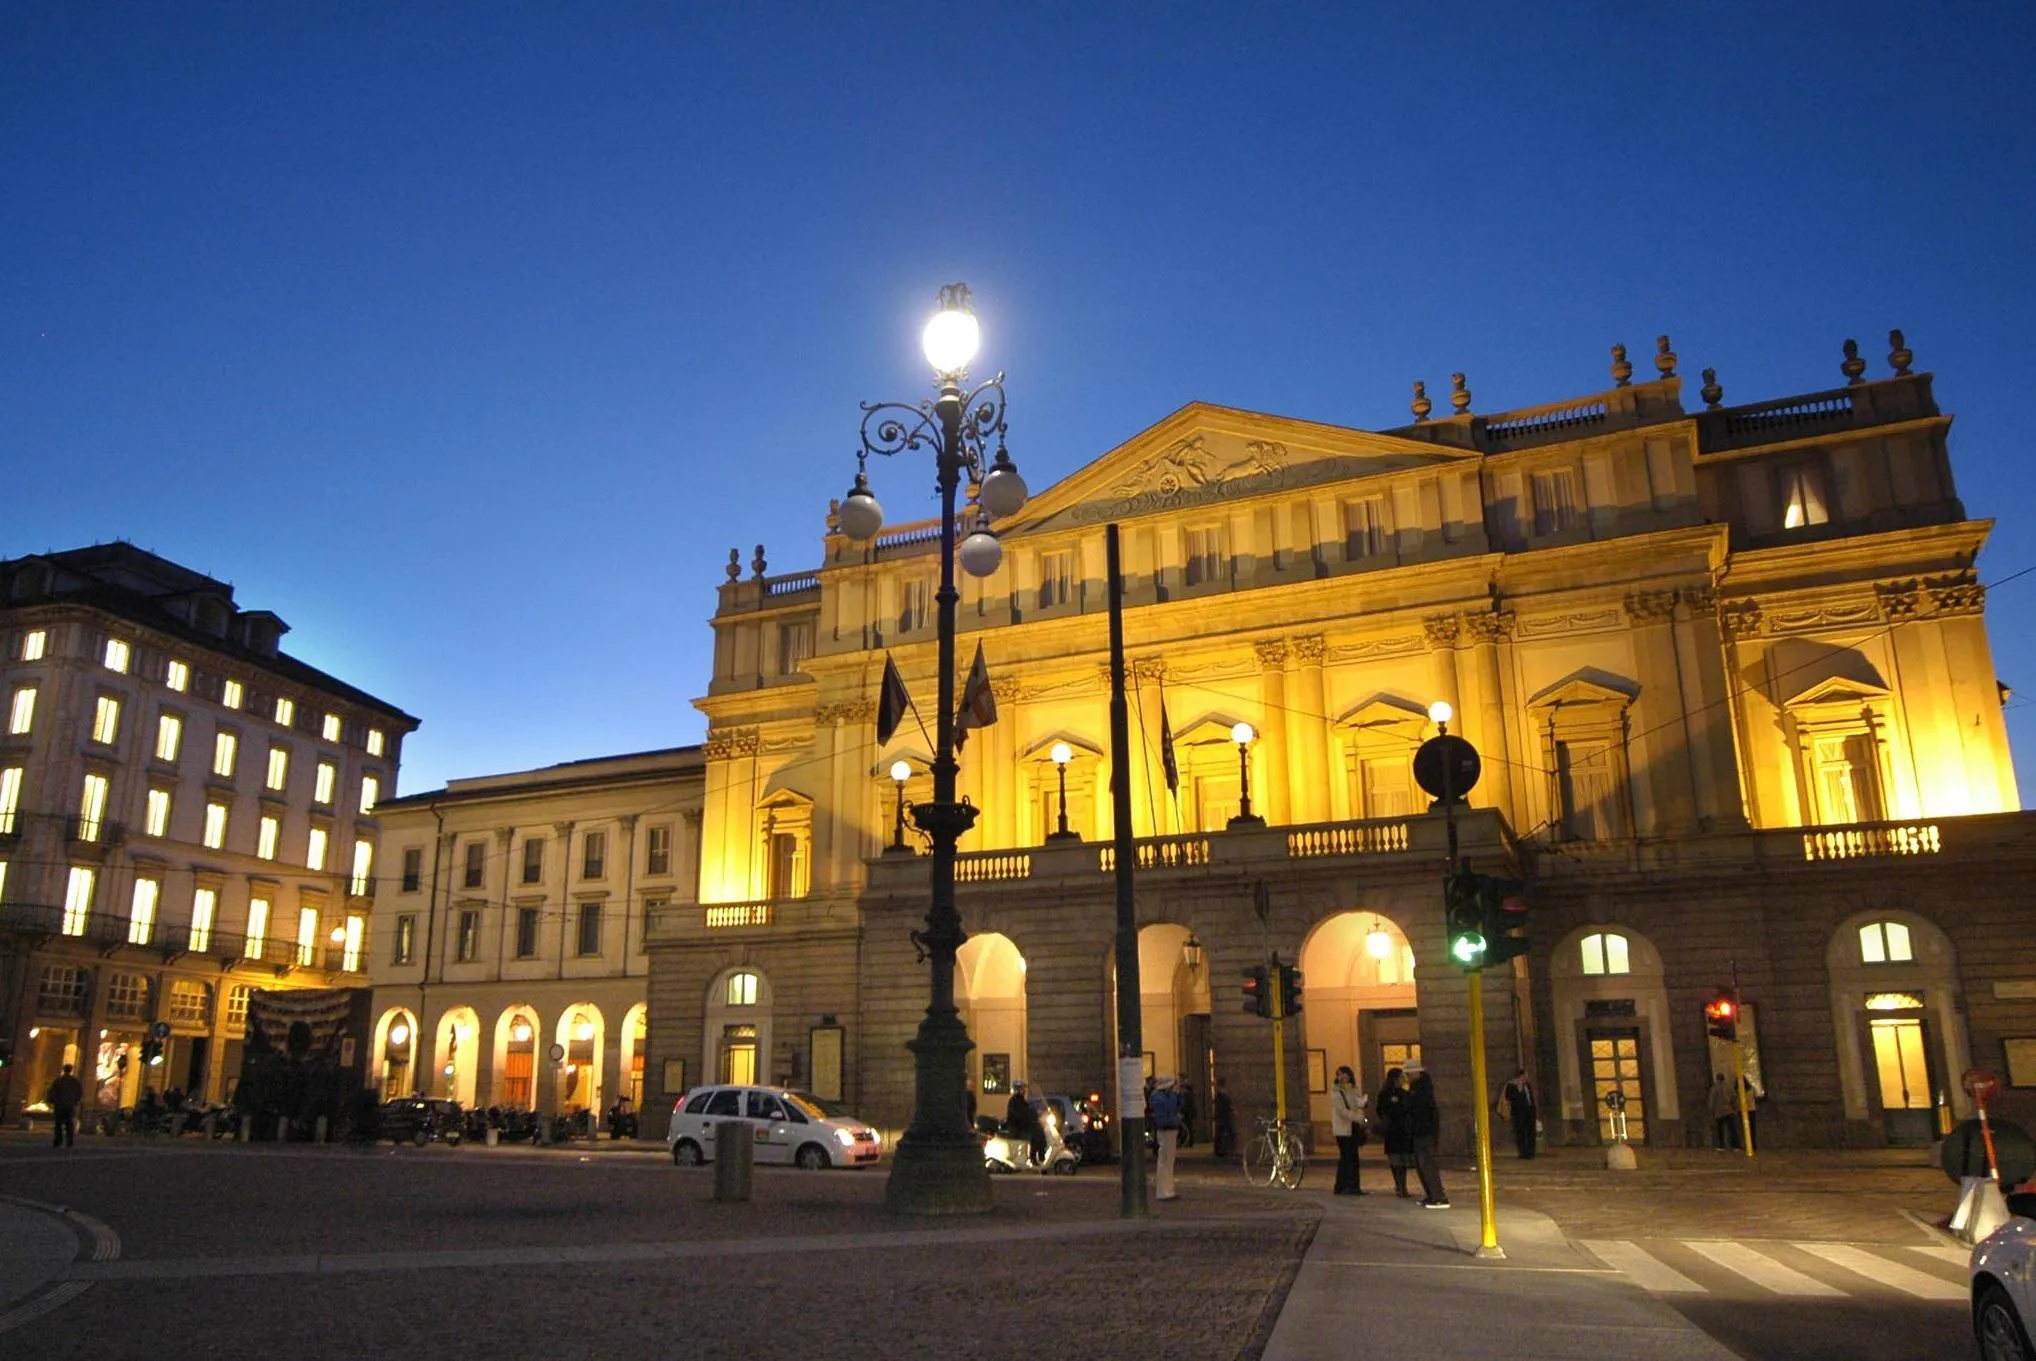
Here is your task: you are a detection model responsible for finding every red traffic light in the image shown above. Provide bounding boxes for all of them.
[1705,991,1738,1040]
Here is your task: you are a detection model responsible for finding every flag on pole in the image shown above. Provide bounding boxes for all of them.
[1159,696,1180,796]
[954,642,998,751]
[875,653,912,746]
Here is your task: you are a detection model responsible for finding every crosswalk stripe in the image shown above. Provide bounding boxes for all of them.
[1684,1240,1845,1296]
[1580,1240,1706,1293]
[1910,1244,1971,1267]
[1795,1243,1966,1300]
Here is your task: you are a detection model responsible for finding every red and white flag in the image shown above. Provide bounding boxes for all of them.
[954,642,998,750]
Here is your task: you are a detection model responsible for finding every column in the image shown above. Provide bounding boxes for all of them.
[1462,611,1516,826]
[1624,590,1696,834]
[1288,635,1330,824]
[1422,614,1463,791]
[1132,658,1169,836]
[989,677,1022,848]
[1713,599,1769,827]
[1255,639,1291,825]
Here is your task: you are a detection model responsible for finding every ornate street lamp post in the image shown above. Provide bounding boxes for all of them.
[1047,742,1079,842]
[887,760,914,855]
[839,283,1028,1215]
[1227,721,1264,828]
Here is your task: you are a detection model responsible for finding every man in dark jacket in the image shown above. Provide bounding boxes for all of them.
[1005,1081,1046,1165]
[1406,1070,1449,1208]
[45,1064,84,1148]
[1500,1068,1538,1159]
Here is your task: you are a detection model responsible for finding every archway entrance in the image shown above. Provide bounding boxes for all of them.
[373,1009,418,1100]
[1299,912,1418,1134]
[705,968,771,1087]
[495,1008,539,1110]
[957,932,1028,1112]
[435,1007,480,1106]
[555,1005,604,1116]
[1103,926,1214,1141]
[621,1003,649,1109]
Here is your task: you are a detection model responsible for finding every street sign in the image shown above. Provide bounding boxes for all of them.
[1965,1067,2002,1105]
[151,1021,172,1040]
[1413,734,1481,802]
[548,1043,567,1063]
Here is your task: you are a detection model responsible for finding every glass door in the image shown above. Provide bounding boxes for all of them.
[1589,1029,1647,1144]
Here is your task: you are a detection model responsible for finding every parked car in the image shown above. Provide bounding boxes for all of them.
[1974,1191,2036,1360]
[667,1084,881,1170]
[378,1098,465,1147]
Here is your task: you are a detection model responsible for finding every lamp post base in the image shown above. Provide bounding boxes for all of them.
[1044,830,1082,843]
[1226,813,1266,829]
[885,1131,994,1215]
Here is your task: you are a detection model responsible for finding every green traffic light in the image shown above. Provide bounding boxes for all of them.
[1451,932,1487,964]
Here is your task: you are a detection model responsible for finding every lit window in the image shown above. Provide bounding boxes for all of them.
[103,638,130,673]
[92,695,121,745]
[190,887,217,953]
[78,773,109,841]
[145,788,171,838]
[165,659,189,692]
[0,767,22,835]
[359,774,379,814]
[213,731,237,778]
[296,907,318,966]
[726,971,759,1006]
[350,838,373,895]
[1579,932,1632,976]
[1864,991,1925,1012]
[221,678,243,710]
[245,897,270,958]
[1859,920,1914,965]
[128,878,159,945]
[62,866,94,935]
[394,914,416,964]
[307,826,329,872]
[22,630,47,662]
[202,800,228,850]
[1780,465,1830,530]
[0,858,7,901]
[274,696,295,726]
[257,815,280,861]
[266,746,289,792]
[7,686,35,734]
[366,728,385,757]
[315,762,336,805]
[155,713,183,762]
[322,713,342,742]
[342,914,364,972]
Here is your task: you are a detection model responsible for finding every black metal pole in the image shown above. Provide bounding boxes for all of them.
[1237,740,1253,820]
[1107,524,1149,1218]
[1055,762,1070,837]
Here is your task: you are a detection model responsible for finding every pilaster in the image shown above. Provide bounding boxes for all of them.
[1255,638,1292,825]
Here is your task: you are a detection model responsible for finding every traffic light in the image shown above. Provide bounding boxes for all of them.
[1277,963,1304,1017]
[0,1037,13,1069]
[1241,964,1271,1017]
[1705,991,1738,1041]
[140,1037,162,1069]
[1479,876,1530,965]
[1445,869,1486,968]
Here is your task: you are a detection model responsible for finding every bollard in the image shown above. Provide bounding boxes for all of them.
[1605,1140,1638,1171]
[239,1115,253,1143]
[202,1111,217,1140]
[486,1127,499,1147]
[314,1115,329,1144]
[713,1120,754,1201]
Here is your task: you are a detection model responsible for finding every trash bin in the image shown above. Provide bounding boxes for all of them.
[714,1119,754,1201]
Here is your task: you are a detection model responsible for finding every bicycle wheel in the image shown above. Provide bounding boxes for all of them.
[1242,1131,1280,1187]
[1275,1132,1307,1189]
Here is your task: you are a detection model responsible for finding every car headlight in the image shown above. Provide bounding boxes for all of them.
[835,1127,856,1147]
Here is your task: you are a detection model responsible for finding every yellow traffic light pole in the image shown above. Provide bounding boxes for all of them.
[1269,961,1287,1125]
[1466,967,1503,1257]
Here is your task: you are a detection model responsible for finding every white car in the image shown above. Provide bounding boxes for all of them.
[667,1084,881,1170]
[1970,1191,2036,1360]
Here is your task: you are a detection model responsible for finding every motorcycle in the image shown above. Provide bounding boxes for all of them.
[980,1098,1080,1176]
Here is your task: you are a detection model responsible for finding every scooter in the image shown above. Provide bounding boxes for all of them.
[980,1103,1080,1176]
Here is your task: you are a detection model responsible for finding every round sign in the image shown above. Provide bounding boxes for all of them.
[548,1043,567,1064]
[1413,734,1481,802]
[1964,1067,2001,1104]
[151,1021,172,1040]
[1602,1090,1627,1111]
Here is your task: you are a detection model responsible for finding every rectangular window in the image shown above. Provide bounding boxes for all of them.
[401,847,422,893]
[155,713,183,762]
[129,877,159,945]
[190,887,217,953]
[577,902,602,956]
[245,897,270,958]
[341,914,363,972]
[23,629,47,662]
[213,731,237,778]
[273,696,295,726]
[0,858,7,902]
[145,787,171,838]
[314,761,336,805]
[394,914,416,965]
[349,838,373,896]
[226,984,250,1031]
[322,713,342,742]
[1813,733,1885,824]
[1360,757,1414,818]
[1532,469,1581,536]
[265,746,289,792]
[359,774,379,814]
[1183,527,1222,587]
[899,576,932,633]
[165,658,188,692]
[582,831,606,879]
[1556,739,1623,840]
[7,685,34,735]
[62,866,95,935]
[221,678,243,710]
[463,842,485,889]
[103,638,130,673]
[522,837,544,884]
[646,825,672,876]
[456,909,478,962]
[1780,464,1831,530]
[78,772,109,840]
[515,906,539,958]
[1345,496,1387,560]
[1038,550,1076,609]
[257,814,280,861]
[307,825,329,872]
[92,695,121,745]
[0,767,21,835]
[37,965,87,1015]
[366,728,385,756]
[202,800,228,850]
[777,620,815,675]
[296,906,319,966]
[642,896,669,950]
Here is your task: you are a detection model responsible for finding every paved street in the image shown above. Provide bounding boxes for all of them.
[0,1134,1987,1360]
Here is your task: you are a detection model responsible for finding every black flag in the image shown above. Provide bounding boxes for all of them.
[876,653,912,746]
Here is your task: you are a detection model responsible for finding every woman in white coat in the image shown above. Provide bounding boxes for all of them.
[1330,1065,1369,1195]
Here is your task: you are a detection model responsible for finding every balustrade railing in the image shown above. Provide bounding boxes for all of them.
[1800,822,1941,862]
[1286,821,1411,857]
[956,852,1032,882]
[703,902,773,929]
[1098,836,1210,872]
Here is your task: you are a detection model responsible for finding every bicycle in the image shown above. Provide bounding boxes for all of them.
[1242,1117,1306,1189]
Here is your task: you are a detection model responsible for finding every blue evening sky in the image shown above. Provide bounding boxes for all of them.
[4,3,2033,801]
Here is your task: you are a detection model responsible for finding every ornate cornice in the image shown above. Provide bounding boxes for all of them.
[815,699,876,725]
[1462,610,1514,645]
[1718,599,1765,638]
[1289,634,1327,665]
[1681,583,1717,614]
[703,727,761,760]
[1254,638,1289,670]
[1131,657,1168,683]
[989,676,1024,702]
[1624,590,1678,624]
[1422,613,1462,648]
[1929,574,1985,617]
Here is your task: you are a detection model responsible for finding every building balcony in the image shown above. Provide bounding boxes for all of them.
[1519,813,2018,882]
[646,894,860,944]
[63,816,124,852]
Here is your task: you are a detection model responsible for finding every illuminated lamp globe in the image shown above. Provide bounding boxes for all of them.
[1231,721,1255,745]
[574,1020,595,1042]
[1427,699,1453,727]
[512,1022,533,1043]
[958,524,1003,578]
[1050,741,1073,767]
[922,303,981,375]
[889,759,912,783]
[838,472,884,540]
[979,450,1028,519]
[1366,923,1394,959]
[329,925,346,944]
[390,1024,410,1047]
[443,1063,455,1078]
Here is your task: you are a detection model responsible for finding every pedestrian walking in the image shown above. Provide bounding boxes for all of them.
[1178,1081,1198,1148]
[1708,1071,1736,1149]
[45,1063,84,1148]
[1330,1065,1368,1194]
[1500,1068,1538,1159]
[1406,1070,1449,1208]
[1149,1075,1184,1200]
[1375,1068,1412,1197]
[1211,1077,1237,1160]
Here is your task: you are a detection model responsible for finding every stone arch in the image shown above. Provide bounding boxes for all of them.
[1825,907,1969,1130]
[554,1003,605,1115]
[1299,910,1420,1131]
[372,1007,419,1101]
[1546,923,1676,1141]
[492,1006,542,1110]
[433,1005,481,1106]
[958,931,1029,1100]
[704,965,772,1087]
[619,1002,649,1110]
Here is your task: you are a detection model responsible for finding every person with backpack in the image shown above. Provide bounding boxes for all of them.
[1149,1075,1185,1200]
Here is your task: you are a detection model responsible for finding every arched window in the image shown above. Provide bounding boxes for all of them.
[726,971,759,1007]
[1859,920,1914,964]
[1579,932,1631,976]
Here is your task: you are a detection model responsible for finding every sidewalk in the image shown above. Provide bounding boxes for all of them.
[0,1198,91,1331]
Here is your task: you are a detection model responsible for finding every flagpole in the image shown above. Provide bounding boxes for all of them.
[1107,523,1151,1218]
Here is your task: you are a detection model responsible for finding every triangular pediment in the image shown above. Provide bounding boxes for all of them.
[1528,670,1638,710]
[1009,402,1474,535]
[1336,693,1431,732]
[1786,676,1891,708]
